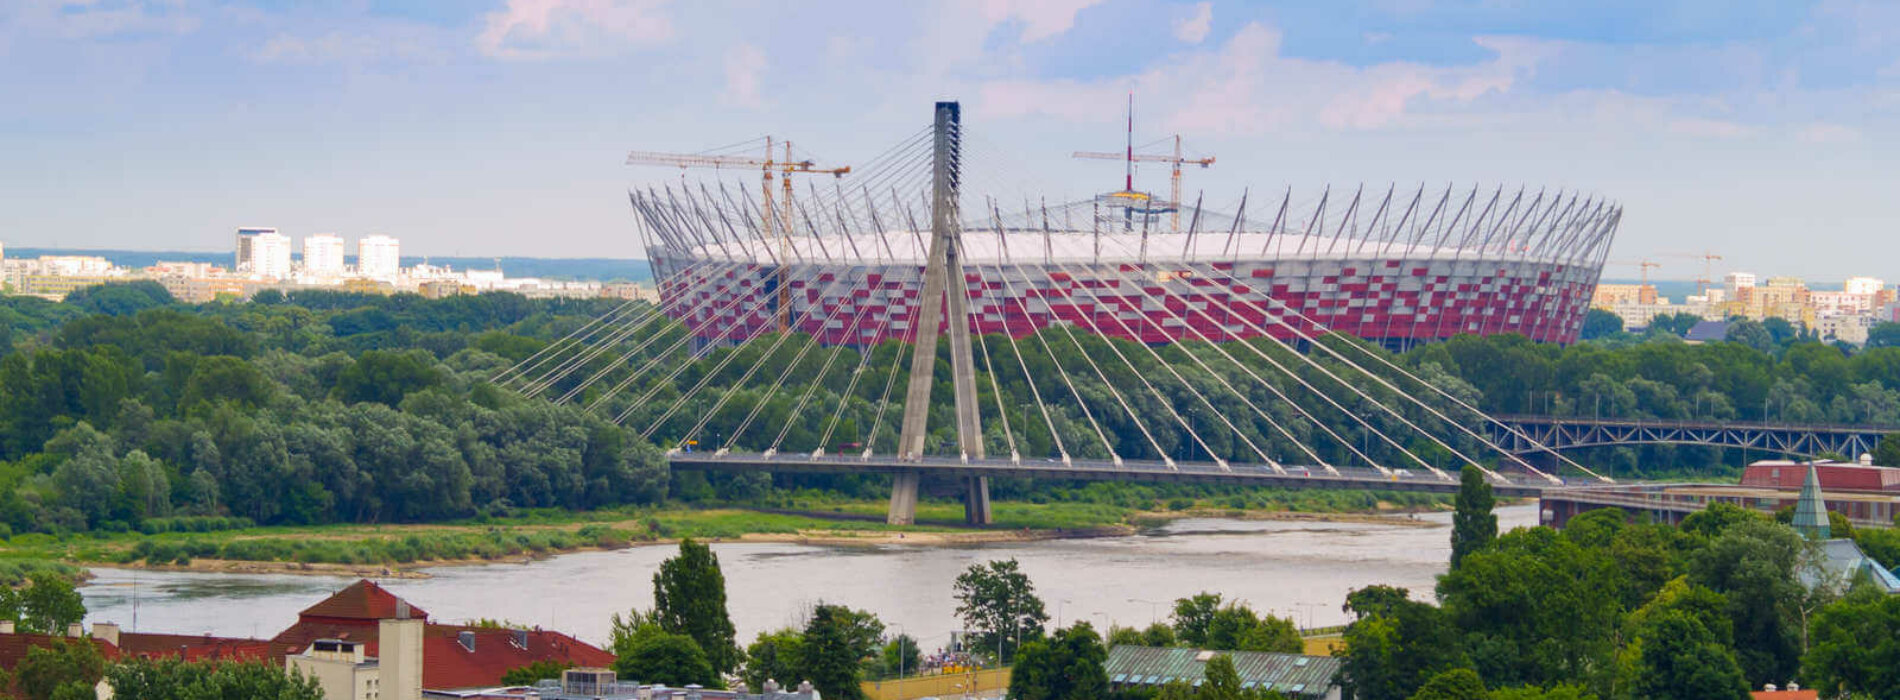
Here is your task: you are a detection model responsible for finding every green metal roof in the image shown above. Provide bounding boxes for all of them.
[1103,645,1342,699]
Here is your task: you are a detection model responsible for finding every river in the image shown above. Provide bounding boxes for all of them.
[82,505,1536,650]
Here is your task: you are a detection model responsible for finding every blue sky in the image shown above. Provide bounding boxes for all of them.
[3,0,1898,280]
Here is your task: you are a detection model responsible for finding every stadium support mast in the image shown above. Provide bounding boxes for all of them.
[1073,93,1216,233]
[891,101,991,526]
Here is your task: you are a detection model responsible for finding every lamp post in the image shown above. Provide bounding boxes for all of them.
[1127,597,1162,625]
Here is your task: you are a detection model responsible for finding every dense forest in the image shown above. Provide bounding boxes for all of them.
[1,281,1897,536]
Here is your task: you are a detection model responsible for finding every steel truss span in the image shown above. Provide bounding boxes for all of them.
[634,184,1619,349]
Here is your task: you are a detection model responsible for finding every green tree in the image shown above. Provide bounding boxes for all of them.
[1801,587,1900,698]
[330,349,442,406]
[1339,586,1466,700]
[1204,603,1302,653]
[1406,668,1486,700]
[1687,519,1806,686]
[1867,322,1900,349]
[802,604,871,700]
[1579,309,1623,341]
[953,559,1049,663]
[14,639,105,700]
[1437,528,1619,694]
[18,573,84,636]
[1202,653,1245,700]
[500,660,574,685]
[1006,622,1108,700]
[1141,621,1177,647]
[1451,467,1496,569]
[1872,433,1900,468]
[612,625,718,689]
[1171,592,1223,647]
[742,628,805,692]
[1487,686,1596,700]
[652,538,741,673]
[106,658,325,699]
[882,633,922,679]
[1623,611,1749,700]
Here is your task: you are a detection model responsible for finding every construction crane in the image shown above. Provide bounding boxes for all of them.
[1073,93,1216,233]
[627,137,850,246]
[1608,259,1662,287]
[627,137,850,331]
[1659,250,1724,297]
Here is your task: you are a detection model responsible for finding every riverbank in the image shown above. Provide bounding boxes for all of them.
[17,492,1454,580]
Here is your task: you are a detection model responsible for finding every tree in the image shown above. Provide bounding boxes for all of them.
[1450,467,1496,569]
[1202,653,1245,700]
[14,639,105,700]
[1436,528,1619,694]
[1867,322,1900,349]
[1487,686,1595,700]
[1687,519,1807,686]
[1579,309,1623,341]
[882,633,921,679]
[1140,621,1176,647]
[330,349,442,406]
[953,559,1049,663]
[1623,610,1750,700]
[1171,592,1223,647]
[1007,622,1108,700]
[106,658,325,699]
[500,660,574,685]
[63,281,174,317]
[1339,586,1466,700]
[652,538,741,673]
[1802,587,1900,698]
[17,573,84,636]
[1205,603,1302,653]
[802,604,871,700]
[742,628,805,691]
[1873,433,1900,468]
[1406,668,1486,700]
[612,625,718,689]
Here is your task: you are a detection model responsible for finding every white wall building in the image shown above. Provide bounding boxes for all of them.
[303,233,346,277]
[358,235,401,281]
[1844,276,1887,296]
[250,231,293,280]
[1724,271,1757,295]
[234,227,276,273]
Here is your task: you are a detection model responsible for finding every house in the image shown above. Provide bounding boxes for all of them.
[1103,645,1343,700]
[425,669,824,700]
[1681,319,1731,343]
[1753,683,1818,699]
[270,580,617,693]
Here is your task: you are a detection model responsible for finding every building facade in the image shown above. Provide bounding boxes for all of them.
[359,235,402,281]
[305,233,347,278]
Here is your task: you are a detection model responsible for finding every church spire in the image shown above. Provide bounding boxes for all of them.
[1793,462,1831,540]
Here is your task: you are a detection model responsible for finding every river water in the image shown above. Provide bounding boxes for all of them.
[82,505,1536,649]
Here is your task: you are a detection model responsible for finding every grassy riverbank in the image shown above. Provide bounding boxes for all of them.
[4,489,1451,579]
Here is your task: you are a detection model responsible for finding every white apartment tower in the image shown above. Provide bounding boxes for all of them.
[1844,276,1886,296]
[303,233,346,277]
[358,235,401,281]
[242,230,293,280]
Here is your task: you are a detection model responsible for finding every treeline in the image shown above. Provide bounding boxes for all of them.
[1339,474,1900,700]
[0,282,664,535]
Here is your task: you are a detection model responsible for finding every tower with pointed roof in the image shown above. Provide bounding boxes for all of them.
[1793,462,1831,540]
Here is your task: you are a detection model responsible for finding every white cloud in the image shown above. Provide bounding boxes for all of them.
[978,0,1102,43]
[3,0,198,41]
[1173,2,1212,44]
[476,0,672,60]
[978,23,1538,135]
[723,43,767,108]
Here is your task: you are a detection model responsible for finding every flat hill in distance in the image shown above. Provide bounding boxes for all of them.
[4,248,653,283]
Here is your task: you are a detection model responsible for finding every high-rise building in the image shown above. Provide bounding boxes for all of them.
[358,235,401,281]
[234,227,276,273]
[303,233,346,277]
[249,231,293,280]
[1844,276,1886,296]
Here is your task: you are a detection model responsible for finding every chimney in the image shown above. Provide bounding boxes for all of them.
[378,618,424,700]
[1862,453,1874,467]
[396,600,411,619]
[0,620,15,634]
[92,622,120,647]
[66,622,84,638]
[1789,682,1801,691]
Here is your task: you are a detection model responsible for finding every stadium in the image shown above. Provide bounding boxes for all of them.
[628,120,1618,350]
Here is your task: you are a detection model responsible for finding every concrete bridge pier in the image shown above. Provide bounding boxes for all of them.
[888,471,921,525]
[964,476,992,525]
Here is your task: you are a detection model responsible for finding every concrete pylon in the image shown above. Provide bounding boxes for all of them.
[890,101,990,526]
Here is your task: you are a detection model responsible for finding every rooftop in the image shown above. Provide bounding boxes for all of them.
[1104,645,1341,699]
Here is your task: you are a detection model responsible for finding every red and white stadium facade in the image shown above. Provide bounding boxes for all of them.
[632,187,1619,349]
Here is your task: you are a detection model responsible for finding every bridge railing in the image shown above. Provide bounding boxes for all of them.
[1491,414,1900,435]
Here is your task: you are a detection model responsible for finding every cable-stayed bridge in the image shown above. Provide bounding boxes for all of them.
[498,101,1625,524]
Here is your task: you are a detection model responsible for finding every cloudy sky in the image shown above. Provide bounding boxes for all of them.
[3,0,1897,280]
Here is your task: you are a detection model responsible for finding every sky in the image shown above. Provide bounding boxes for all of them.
[3,0,1898,280]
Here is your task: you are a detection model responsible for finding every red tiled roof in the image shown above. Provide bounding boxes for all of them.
[269,618,615,691]
[0,633,119,670]
[297,579,428,623]
[1753,692,1819,700]
[116,632,274,663]
[417,625,616,690]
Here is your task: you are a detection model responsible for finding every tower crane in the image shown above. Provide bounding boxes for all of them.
[1073,93,1216,233]
[1659,251,1724,297]
[627,137,850,332]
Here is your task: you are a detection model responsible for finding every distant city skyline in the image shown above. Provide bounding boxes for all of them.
[5,1,1900,277]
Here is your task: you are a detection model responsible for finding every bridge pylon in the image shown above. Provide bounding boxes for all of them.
[889,101,991,526]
